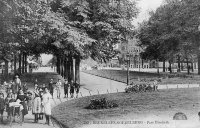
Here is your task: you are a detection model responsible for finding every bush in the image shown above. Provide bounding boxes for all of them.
[125,83,154,93]
[86,98,118,109]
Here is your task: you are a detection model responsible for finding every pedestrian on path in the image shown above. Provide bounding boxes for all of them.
[70,80,75,98]
[32,89,41,123]
[16,89,29,122]
[48,79,54,98]
[75,82,80,98]
[12,75,21,99]
[5,92,14,120]
[42,87,52,125]
[64,80,69,98]
[56,79,62,99]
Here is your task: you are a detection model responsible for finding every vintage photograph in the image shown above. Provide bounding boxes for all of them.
[0,0,200,128]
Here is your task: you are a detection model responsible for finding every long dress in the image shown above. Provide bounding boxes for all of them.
[16,94,29,115]
[32,91,41,114]
[42,92,52,115]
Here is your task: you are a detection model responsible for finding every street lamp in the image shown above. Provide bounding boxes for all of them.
[126,53,130,86]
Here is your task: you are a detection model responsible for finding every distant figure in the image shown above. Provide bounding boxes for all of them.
[64,80,69,98]
[70,80,75,98]
[56,79,62,99]
[75,82,80,98]
[12,75,21,98]
[48,79,54,98]
[153,80,158,91]
[42,87,52,125]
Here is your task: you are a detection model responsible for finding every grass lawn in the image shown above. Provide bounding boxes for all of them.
[52,88,200,128]
[83,69,200,84]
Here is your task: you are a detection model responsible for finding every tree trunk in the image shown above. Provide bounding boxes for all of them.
[67,57,71,82]
[25,53,27,73]
[181,62,184,71]
[14,55,17,74]
[163,60,165,72]
[178,55,181,72]
[4,59,9,81]
[22,53,25,74]
[56,56,60,74]
[61,58,64,77]
[191,62,194,72]
[198,52,200,75]
[75,57,81,84]
[64,57,68,79]
[70,57,74,82]
[169,61,172,73]
[186,58,189,75]
[18,53,22,74]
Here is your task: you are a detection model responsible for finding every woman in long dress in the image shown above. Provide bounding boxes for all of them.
[32,88,41,123]
[42,87,52,125]
[16,89,29,122]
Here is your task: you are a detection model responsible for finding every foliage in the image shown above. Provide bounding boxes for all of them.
[86,98,118,109]
[125,84,155,93]
[137,0,200,66]
[49,0,139,61]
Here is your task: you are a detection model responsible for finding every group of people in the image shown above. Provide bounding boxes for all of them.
[0,75,29,123]
[0,74,81,125]
[32,78,80,125]
[47,78,80,99]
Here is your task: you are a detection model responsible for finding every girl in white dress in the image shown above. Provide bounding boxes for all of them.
[42,87,52,125]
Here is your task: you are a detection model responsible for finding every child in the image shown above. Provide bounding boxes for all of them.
[6,81,12,94]
[75,82,80,98]
[27,92,33,111]
[0,93,5,122]
[22,83,28,94]
[70,80,75,98]
[39,91,44,120]
[5,92,15,120]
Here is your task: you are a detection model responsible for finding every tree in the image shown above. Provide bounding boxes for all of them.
[137,0,200,74]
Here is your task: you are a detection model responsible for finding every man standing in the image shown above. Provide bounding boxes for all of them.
[42,87,52,125]
[12,75,21,98]
[64,79,69,98]
[48,79,54,98]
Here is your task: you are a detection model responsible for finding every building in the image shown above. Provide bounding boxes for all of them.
[106,37,150,69]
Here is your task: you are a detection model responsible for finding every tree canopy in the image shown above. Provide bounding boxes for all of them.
[0,0,139,63]
[137,0,200,71]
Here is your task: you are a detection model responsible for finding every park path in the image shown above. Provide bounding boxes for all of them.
[0,67,127,128]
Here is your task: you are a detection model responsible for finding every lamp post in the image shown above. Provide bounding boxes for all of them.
[126,53,130,86]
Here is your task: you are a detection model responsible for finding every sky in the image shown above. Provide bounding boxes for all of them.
[41,0,164,64]
[133,0,164,26]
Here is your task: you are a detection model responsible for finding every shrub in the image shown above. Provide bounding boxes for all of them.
[125,83,154,93]
[86,98,118,109]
